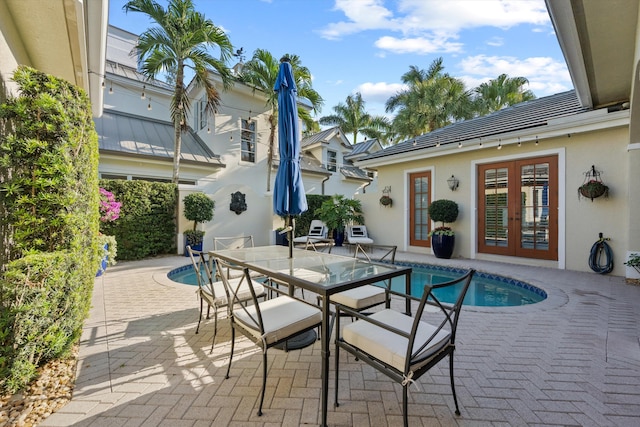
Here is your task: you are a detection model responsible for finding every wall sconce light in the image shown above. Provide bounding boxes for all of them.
[447,175,459,191]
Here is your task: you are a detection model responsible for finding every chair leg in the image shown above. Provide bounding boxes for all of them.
[334,340,340,407]
[225,327,235,380]
[402,385,409,427]
[257,350,267,416]
[196,297,204,334]
[449,352,461,415]
[210,306,218,354]
[206,305,211,319]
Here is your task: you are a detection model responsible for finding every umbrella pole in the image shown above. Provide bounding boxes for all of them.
[288,215,294,258]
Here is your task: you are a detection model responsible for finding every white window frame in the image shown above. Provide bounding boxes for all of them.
[241,119,256,163]
[327,150,337,172]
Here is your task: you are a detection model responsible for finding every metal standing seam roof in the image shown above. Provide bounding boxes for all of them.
[94,109,224,166]
[340,165,372,181]
[105,60,173,91]
[273,154,329,175]
[364,90,588,161]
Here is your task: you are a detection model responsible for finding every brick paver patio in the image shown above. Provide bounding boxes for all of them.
[40,250,640,426]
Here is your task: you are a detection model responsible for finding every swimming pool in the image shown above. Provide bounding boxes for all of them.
[167,262,546,307]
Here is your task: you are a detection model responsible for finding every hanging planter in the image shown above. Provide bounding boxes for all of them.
[380,195,393,207]
[578,165,609,201]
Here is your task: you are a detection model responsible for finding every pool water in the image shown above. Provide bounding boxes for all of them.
[168,263,546,307]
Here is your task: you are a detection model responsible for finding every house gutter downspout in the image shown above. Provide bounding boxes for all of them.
[321,175,330,195]
[362,180,371,194]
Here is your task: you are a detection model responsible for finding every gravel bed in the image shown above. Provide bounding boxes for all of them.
[0,346,77,427]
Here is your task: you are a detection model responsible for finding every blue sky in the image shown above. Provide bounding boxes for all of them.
[108,0,572,141]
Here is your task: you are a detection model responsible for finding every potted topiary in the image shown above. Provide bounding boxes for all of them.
[428,199,459,259]
[314,194,364,246]
[183,192,215,255]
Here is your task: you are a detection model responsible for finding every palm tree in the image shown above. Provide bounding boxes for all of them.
[319,92,390,144]
[239,49,323,191]
[124,0,233,184]
[473,74,536,115]
[386,58,474,140]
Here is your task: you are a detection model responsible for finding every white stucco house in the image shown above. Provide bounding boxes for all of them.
[353,0,640,278]
[3,1,640,278]
[95,26,377,252]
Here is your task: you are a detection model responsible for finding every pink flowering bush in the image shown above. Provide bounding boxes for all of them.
[99,187,121,222]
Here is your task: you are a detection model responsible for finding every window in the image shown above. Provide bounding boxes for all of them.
[327,150,337,172]
[195,97,207,130]
[241,119,256,162]
[409,171,431,247]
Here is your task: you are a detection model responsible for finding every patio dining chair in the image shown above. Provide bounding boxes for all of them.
[334,269,475,427]
[186,246,265,353]
[214,257,322,417]
[327,243,398,317]
[213,235,261,280]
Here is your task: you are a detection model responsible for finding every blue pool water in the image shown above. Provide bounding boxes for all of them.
[168,262,546,307]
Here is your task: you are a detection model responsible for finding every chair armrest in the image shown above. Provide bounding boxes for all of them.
[334,303,411,339]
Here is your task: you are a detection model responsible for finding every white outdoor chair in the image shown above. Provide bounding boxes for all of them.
[214,257,322,417]
[213,235,262,280]
[292,220,328,246]
[329,243,397,313]
[186,246,266,353]
[346,225,374,245]
[334,269,476,427]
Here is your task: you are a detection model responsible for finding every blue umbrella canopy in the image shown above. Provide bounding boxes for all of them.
[273,58,308,257]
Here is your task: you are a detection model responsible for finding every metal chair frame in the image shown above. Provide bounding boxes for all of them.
[334,269,475,427]
[214,257,322,417]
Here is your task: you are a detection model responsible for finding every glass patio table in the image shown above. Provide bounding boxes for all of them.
[209,245,412,427]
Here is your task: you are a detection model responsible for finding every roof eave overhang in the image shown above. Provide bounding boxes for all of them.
[356,109,630,168]
[99,150,227,169]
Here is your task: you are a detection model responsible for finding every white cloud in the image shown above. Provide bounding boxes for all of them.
[374,35,463,54]
[457,54,572,96]
[319,0,550,40]
[356,81,407,104]
[486,37,504,47]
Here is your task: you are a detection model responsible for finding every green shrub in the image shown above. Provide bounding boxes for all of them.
[99,180,177,260]
[0,66,99,393]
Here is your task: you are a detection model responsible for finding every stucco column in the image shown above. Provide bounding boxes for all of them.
[626,60,640,279]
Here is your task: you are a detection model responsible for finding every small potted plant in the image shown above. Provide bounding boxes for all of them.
[578,165,609,201]
[183,192,215,255]
[428,199,459,259]
[315,194,364,246]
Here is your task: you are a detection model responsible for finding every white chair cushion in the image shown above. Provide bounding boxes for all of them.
[342,309,451,371]
[330,285,385,309]
[279,268,327,283]
[233,296,322,345]
[348,237,374,244]
[292,236,325,244]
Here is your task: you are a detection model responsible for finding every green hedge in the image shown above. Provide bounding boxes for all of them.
[99,180,176,260]
[0,66,99,393]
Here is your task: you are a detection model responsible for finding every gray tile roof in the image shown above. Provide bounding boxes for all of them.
[364,90,588,161]
[300,127,339,148]
[94,109,224,166]
[340,165,372,181]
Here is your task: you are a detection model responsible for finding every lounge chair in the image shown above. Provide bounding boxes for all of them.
[292,220,328,246]
[334,269,476,426]
[346,225,373,245]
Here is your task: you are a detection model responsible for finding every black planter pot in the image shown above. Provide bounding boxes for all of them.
[275,231,289,246]
[184,240,203,256]
[333,229,345,247]
[431,234,455,259]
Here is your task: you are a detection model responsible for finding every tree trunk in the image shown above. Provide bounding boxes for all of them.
[266,113,276,192]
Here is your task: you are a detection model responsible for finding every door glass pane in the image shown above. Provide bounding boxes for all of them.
[520,162,549,250]
[484,168,508,247]
[412,176,429,242]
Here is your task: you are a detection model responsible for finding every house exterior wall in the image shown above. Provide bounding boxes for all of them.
[0,1,25,96]
[358,122,630,276]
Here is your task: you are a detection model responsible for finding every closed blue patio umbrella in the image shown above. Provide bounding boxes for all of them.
[273,57,308,258]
